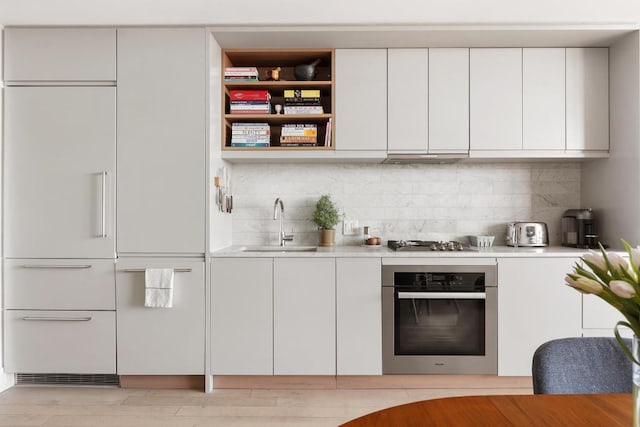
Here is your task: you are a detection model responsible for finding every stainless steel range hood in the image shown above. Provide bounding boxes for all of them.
[382,153,469,164]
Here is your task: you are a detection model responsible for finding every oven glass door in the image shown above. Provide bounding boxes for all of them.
[394,291,485,356]
[392,271,486,356]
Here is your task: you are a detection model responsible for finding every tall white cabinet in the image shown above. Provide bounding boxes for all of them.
[3,28,118,375]
[4,87,116,258]
[117,28,206,254]
[115,28,207,376]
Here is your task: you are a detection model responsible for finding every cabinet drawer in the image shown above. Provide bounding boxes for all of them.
[4,310,116,374]
[4,28,116,81]
[4,259,115,310]
[116,258,205,374]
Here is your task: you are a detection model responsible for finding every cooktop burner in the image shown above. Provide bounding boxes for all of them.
[387,240,474,251]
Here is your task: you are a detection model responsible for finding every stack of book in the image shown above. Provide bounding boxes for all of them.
[283,89,324,115]
[280,124,317,147]
[224,67,258,82]
[229,90,271,114]
[231,123,270,147]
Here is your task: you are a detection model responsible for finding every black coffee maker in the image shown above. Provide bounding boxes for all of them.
[561,208,599,249]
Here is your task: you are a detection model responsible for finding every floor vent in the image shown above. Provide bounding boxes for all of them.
[16,373,120,387]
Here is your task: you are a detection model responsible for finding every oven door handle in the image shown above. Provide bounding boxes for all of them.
[397,291,486,300]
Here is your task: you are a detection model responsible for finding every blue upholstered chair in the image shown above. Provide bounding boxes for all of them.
[531,337,633,394]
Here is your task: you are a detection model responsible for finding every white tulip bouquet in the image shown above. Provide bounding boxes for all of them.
[566,240,640,363]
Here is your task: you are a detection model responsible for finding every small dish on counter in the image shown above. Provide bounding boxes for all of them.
[361,244,383,248]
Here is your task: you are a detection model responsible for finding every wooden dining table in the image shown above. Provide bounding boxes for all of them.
[340,393,632,426]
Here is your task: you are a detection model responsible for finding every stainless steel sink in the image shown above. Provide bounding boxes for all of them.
[240,246,317,253]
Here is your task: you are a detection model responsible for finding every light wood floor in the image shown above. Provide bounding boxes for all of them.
[0,377,533,426]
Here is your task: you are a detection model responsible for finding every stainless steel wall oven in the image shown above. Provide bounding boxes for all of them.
[382,260,498,374]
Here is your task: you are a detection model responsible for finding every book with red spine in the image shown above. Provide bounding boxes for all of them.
[230,90,271,102]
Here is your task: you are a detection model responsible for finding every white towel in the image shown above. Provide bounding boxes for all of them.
[144,268,174,308]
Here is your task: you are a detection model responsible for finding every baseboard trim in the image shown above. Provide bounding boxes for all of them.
[119,375,205,390]
[212,375,532,390]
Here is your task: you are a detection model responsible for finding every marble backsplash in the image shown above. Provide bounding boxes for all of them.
[230,162,581,247]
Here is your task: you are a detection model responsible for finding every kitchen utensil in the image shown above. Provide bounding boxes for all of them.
[506,222,549,247]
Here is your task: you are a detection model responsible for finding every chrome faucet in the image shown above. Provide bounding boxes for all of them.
[273,198,294,246]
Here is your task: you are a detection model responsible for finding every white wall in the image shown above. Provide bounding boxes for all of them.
[0,0,638,25]
[582,32,640,249]
[231,162,580,247]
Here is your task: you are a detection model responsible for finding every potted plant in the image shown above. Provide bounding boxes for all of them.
[312,194,340,247]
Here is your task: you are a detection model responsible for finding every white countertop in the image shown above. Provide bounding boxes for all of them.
[211,245,595,258]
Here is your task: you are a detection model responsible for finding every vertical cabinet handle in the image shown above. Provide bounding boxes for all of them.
[101,171,107,238]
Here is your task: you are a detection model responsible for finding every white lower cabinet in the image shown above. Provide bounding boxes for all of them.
[211,258,273,375]
[497,257,582,376]
[336,258,382,375]
[5,310,116,374]
[274,258,336,375]
[582,294,626,337]
[116,258,205,375]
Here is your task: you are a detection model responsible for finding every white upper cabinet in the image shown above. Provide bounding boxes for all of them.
[3,28,116,81]
[335,49,387,151]
[470,48,523,151]
[429,48,470,152]
[566,48,609,151]
[387,49,429,152]
[4,87,116,259]
[117,28,206,254]
[522,48,566,150]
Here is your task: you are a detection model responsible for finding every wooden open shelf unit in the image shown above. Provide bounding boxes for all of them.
[221,49,335,151]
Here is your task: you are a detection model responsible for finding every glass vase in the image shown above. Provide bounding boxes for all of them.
[634,335,640,427]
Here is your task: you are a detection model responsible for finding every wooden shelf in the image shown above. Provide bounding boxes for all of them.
[222,49,335,153]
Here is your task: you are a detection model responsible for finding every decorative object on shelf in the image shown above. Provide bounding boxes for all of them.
[565,239,640,424]
[274,104,283,115]
[294,58,322,81]
[266,66,282,81]
[312,194,340,247]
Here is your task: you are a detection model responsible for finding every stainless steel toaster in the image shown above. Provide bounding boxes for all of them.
[506,222,549,247]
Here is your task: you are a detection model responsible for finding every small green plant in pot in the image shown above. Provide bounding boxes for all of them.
[312,194,340,246]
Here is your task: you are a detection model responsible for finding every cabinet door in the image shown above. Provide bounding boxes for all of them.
[583,294,625,331]
[4,28,116,81]
[4,87,116,259]
[429,48,469,152]
[274,258,335,375]
[116,258,205,374]
[387,49,428,152]
[566,48,609,151]
[470,49,522,150]
[522,48,566,150]
[335,49,387,151]
[211,258,273,375]
[5,310,116,374]
[498,257,582,376]
[4,259,115,310]
[336,258,382,375]
[117,28,206,254]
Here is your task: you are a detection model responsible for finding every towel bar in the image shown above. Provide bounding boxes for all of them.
[121,268,192,273]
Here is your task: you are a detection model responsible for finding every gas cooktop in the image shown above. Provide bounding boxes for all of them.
[387,240,474,251]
